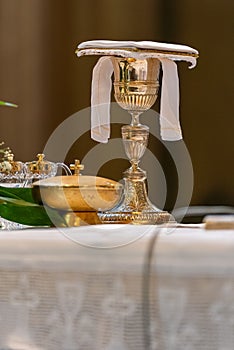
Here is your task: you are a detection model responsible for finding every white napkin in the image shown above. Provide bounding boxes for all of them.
[78,40,198,61]
[77,40,198,142]
[159,58,181,141]
[91,56,113,143]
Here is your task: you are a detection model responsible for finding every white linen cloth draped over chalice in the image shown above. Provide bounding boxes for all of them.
[76,40,198,142]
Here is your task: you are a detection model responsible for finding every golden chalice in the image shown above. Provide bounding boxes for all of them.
[76,40,198,224]
[98,57,173,224]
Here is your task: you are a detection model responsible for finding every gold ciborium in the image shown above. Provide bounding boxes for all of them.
[98,57,174,224]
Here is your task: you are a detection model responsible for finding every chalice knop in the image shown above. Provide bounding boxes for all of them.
[98,57,174,224]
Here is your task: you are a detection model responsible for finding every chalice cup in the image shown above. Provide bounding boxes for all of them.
[99,57,174,224]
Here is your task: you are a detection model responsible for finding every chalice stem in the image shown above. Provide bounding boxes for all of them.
[131,112,141,126]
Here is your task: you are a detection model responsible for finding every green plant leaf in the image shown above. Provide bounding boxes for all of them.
[0,186,66,227]
[0,186,36,203]
[0,100,18,108]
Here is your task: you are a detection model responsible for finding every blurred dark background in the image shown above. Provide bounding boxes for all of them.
[0,0,233,210]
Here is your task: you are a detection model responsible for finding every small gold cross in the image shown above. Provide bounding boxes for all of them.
[70,159,84,175]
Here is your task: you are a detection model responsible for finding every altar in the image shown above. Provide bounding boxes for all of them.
[0,225,233,350]
[0,37,232,350]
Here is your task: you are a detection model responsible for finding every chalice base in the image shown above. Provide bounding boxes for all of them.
[98,209,174,225]
[98,176,175,225]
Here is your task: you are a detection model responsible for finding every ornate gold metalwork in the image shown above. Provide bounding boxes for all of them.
[26,154,53,173]
[70,159,84,175]
[32,175,123,212]
[98,57,174,224]
[0,149,23,174]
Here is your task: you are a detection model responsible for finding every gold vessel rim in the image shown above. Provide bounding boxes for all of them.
[33,184,122,190]
[114,81,160,85]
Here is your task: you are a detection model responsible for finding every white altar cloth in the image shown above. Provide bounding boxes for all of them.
[0,225,233,350]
